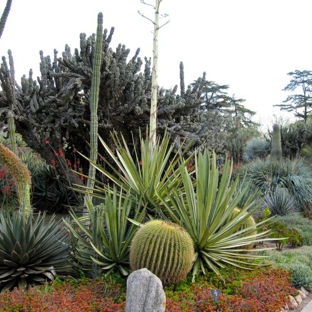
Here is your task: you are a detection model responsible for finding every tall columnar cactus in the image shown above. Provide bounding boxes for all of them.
[271,123,282,161]
[0,143,31,214]
[130,220,194,285]
[8,110,17,155]
[85,12,103,204]
[0,0,12,39]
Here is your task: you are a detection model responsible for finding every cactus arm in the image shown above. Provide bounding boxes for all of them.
[0,0,12,39]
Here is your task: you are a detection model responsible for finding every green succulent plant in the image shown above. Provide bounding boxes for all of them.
[243,137,270,162]
[264,187,299,216]
[270,124,282,161]
[0,211,71,292]
[239,157,312,211]
[158,149,272,281]
[75,131,193,218]
[65,187,146,278]
[130,219,194,285]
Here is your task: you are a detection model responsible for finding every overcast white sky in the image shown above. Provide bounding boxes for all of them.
[1,0,312,128]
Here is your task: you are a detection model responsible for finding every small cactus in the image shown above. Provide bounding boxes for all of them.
[271,123,282,161]
[130,220,194,285]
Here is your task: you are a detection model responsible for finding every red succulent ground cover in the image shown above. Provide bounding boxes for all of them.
[0,267,297,312]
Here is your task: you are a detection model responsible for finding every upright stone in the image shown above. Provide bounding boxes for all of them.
[125,268,166,312]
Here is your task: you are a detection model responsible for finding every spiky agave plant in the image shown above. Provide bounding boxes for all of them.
[65,187,146,277]
[0,211,71,292]
[158,149,273,281]
[74,131,193,218]
[130,220,194,285]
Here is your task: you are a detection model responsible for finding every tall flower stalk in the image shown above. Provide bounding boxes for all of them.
[0,143,31,214]
[149,0,160,150]
[139,0,169,150]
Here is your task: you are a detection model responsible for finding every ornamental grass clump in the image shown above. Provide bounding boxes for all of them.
[130,220,195,285]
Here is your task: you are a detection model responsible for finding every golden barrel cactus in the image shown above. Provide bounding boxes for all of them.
[231,207,257,249]
[130,220,194,285]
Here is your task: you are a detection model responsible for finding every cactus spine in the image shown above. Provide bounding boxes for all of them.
[271,123,282,161]
[130,220,194,285]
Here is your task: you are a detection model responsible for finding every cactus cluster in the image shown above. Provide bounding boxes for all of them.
[130,220,194,285]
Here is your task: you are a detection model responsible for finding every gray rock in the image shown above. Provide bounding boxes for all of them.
[125,268,166,312]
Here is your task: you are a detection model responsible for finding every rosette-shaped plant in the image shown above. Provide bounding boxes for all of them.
[0,212,71,292]
[130,220,194,285]
[65,187,146,278]
[158,149,272,281]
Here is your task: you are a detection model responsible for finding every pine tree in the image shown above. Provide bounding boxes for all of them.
[275,70,312,123]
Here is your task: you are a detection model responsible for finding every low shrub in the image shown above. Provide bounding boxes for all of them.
[275,213,312,246]
[268,220,303,250]
[259,246,312,291]
[290,263,312,291]
[0,267,296,312]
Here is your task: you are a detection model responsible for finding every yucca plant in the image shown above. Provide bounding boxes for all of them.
[75,131,193,217]
[65,187,146,277]
[158,149,272,281]
[0,211,71,292]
